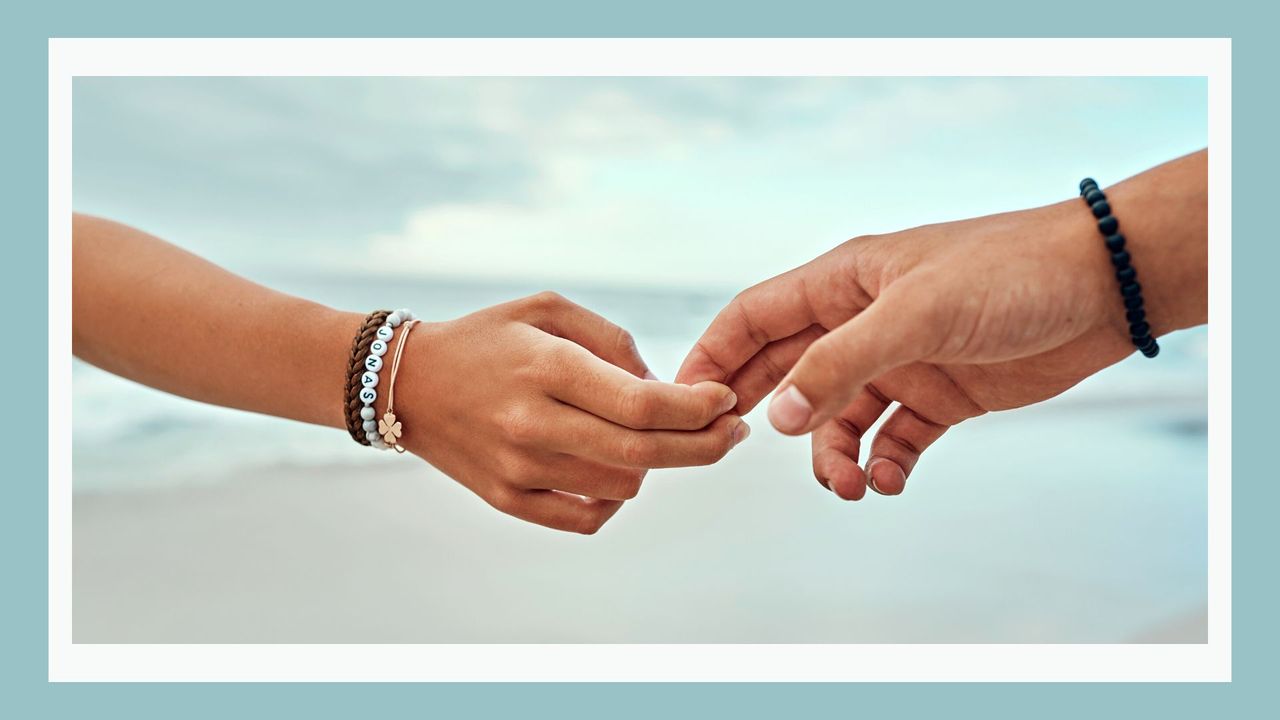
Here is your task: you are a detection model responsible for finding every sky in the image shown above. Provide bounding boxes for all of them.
[72,77,1207,291]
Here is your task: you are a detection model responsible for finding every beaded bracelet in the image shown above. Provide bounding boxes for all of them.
[350,308,416,449]
[1078,178,1159,358]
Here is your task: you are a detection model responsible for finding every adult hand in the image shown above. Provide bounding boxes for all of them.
[677,151,1206,500]
[388,292,748,533]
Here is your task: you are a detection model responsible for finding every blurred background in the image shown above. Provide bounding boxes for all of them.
[72,77,1208,643]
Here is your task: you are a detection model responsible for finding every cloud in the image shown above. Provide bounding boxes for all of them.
[74,77,1206,288]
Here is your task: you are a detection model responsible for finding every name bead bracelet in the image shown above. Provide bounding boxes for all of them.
[344,308,417,449]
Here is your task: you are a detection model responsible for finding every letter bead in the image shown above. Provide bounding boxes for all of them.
[376,325,394,342]
[365,354,383,372]
[370,340,388,357]
[362,371,379,388]
[359,387,377,405]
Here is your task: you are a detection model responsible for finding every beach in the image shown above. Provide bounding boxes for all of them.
[73,286,1208,643]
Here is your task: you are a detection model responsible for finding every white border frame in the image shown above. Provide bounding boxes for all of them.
[48,38,1231,682]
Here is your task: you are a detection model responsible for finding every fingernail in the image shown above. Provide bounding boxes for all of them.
[866,458,904,496]
[718,390,739,414]
[732,421,752,446]
[767,385,812,433]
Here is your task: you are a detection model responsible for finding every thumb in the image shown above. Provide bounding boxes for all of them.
[766,286,938,435]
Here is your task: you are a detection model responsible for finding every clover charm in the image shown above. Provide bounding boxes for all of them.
[379,412,404,452]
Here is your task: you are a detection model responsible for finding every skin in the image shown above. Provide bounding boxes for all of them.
[73,215,748,533]
[677,149,1208,501]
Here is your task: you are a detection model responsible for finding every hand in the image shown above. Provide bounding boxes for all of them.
[385,292,748,532]
[677,151,1206,501]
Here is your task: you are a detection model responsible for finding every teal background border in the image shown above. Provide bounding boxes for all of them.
[2,1,1273,716]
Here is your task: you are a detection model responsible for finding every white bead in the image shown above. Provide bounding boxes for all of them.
[359,387,377,405]
[376,325,394,342]
[361,371,379,388]
[363,419,378,433]
[366,430,381,444]
[364,354,383,372]
[360,406,376,421]
[397,308,414,321]
[369,340,388,357]
[371,437,390,450]
[386,312,403,328]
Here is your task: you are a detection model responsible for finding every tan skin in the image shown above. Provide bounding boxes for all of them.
[677,150,1208,500]
[75,151,1207,525]
[73,216,748,534]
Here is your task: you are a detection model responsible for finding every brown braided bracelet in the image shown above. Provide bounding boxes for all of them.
[344,309,391,444]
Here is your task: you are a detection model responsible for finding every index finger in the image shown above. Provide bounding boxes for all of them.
[548,341,738,430]
[675,268,816,386]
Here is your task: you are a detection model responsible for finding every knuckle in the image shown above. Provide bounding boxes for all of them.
[529,290,567,310]
[699,426,737,465]
[498,406,540,445]
[576,515,604,535]
[485,485,520,514]
[618,434,656,467]
[498,452,536,485]
[617,383,658,427]
[610,472,644,500]
[576,506,616,535]
[614,326,638,357]
[803,335,850,382]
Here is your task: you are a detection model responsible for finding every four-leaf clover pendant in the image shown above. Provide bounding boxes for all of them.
[379,412,405,453]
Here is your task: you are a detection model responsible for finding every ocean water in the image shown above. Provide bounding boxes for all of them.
[71,278,1209,643]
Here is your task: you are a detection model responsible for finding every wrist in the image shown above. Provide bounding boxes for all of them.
[1103,160,1208,337]
[294,304,366,430]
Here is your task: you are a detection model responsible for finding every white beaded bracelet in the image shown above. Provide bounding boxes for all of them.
[355,308,415,450]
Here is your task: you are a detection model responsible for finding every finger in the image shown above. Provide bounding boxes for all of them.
[864,405,951,496]
[810,389,891,500]
[517,455,648,501]
[547,341,737,430]
[675,269,817,386]
[726,324,826,414]
[495,488,624,535]
[524,291,653,378]
[540,408,748,469]
[767,283,940,435]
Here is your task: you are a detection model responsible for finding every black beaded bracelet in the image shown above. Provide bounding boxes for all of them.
[1078,177,1159,358]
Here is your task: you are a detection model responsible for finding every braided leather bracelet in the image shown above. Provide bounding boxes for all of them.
[344,309,391,444]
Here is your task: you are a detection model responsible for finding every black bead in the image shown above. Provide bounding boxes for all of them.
[1098,215,1119,235]
[1091,200,1111,218]
[1140,342,1160,359]
[1129,321,1151,337]
[1115,266,1136,283]
[1124,295,1144,310]
[1104,233,1126,252]
[1120,281,1142,298]
[1126,308,1146,324]
[1084,188,1106,205]
[1131,333,1153,347]
[1079,177,1098,193]
[1111,250,1131,268]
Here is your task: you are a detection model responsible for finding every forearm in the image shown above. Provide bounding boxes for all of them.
[72,214,359,428]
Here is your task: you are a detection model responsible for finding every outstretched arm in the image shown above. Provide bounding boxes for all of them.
[74,215,746,532]
[677,150,1207,500]
[74,213,356,427]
